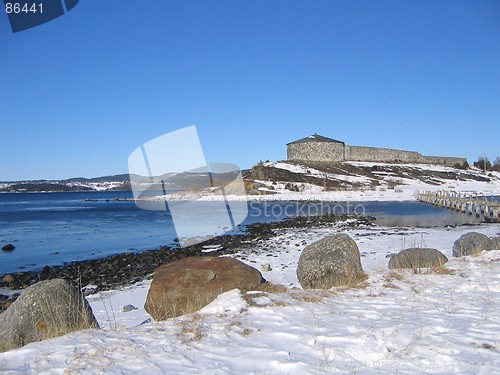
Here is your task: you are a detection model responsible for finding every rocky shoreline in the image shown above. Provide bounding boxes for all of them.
[0,213,375,313]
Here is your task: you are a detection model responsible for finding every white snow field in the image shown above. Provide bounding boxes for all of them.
[1,223,499,374]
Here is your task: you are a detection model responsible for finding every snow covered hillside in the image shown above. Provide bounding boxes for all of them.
[1,223,499,374]
[243,161,500,201]
[161,161,500,202]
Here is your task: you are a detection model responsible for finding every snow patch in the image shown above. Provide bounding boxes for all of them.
[198,289,247,315]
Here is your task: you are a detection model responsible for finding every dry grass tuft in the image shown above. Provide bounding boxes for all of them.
[348,279,370,290]
[243,282,340,307]
[178,313,205,342]
[426,265,455,275]
[242,282,290,307]
[289,289,335,303]
[383,282,401,290]
[243,291,290,308]
[241,328,253,336]
[228,318,256,337]
[333,274,369,293]
[242,292,266,307]
[405,264,455,275]
[382,271,405,290]
[385,271,405,282]
[253,282,289,294]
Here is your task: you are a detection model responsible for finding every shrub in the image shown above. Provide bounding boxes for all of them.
[454,161,469,170]
[474,157,491,171]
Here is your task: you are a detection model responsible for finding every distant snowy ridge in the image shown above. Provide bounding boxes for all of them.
[0,175,132,193]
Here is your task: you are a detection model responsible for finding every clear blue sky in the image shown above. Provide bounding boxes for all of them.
[1,0,499,180]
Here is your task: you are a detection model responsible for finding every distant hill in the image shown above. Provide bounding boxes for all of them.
[0,174,133,193]
[2,183,94,192]
[63,174,132,183]
[0,171,251,193]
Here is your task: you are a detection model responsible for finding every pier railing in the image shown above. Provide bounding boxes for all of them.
[417,191,499,222]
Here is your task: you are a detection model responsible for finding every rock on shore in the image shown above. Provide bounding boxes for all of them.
[296,233,366,289]
[0,279,98,352]
[145,256,264,321]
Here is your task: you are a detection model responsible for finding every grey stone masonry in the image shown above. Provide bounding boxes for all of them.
[287,142,344,162]
[287,134,466,166]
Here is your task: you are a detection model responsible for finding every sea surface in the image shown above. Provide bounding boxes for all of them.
[0,191,486,274]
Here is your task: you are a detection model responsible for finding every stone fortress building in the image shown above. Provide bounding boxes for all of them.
[287,134,467,166]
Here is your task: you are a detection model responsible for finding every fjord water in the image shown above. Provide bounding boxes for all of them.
[0,191,482,274]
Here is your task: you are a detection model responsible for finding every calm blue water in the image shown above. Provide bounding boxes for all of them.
[0,192,482,274]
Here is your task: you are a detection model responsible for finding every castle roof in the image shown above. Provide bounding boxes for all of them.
[287,134,345,145]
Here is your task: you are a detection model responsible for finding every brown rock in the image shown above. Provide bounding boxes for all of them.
[145,256,263,321]
[2,274,15,283]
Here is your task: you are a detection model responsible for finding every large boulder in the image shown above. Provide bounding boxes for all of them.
[296,234,366,289]
[452,232,492,257]
[144,256,264,321]
[0,279,99,352]
[489,237,500,250]
[388,248,448,270]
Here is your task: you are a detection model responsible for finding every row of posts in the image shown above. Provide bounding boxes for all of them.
[417,191,500,222]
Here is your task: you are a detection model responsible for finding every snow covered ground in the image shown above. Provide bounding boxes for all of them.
[1,222,499,374]
[1,161,499,373]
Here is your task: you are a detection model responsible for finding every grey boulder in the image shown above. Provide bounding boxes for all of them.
[452,232,492,257]
[489,237,500,250]
[296,234,366,289]
[0,279,99,352]
[388,248,448,270]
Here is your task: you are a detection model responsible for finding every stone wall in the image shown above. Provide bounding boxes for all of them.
[422,156,467,166]
[287,142,344,162]
[345,145,425,163]
[287,142,467,166]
